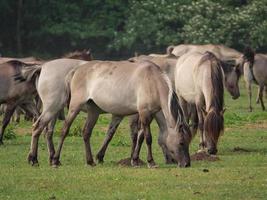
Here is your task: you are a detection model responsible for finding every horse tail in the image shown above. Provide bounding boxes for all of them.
[13,63,42,89]
[199,51,224,110]
[204,109,224,143]
[200,52,224,144]
[64,68,77,106]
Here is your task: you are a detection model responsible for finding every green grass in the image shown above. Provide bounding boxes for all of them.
[0,79,267,200]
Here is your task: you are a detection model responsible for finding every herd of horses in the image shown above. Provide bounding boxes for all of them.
[0,44,265,168]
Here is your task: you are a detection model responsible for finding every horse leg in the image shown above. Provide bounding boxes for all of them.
[132,112,155,168]
[246,82,253,112]
[131,128,144,167]
[256,86,260,104]
[96,115,123,163]
[129,114,140,158]
[258,85,265,111]
[28,111,54,166]
[58,108,65,120]
[0,103,17,145]
[46,116,57,165]
[196,103,205,152]
[52,103,81,167]
[190,105,199,138]
[12,108,20,123]
[82,110,99,166]
[21,101,40,122]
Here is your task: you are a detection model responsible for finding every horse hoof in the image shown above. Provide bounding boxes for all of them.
[52,159,61,167]
[197,149,206,153]
[131,159,139,167]
[87,162,96,167]
[0,140,3,145]
[147,162,158,169]
[96,154,104,164]
[27,153,39,166]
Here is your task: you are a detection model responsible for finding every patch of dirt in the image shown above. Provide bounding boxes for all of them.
[117,157,145,167]
[191,152,220,162]
[232,147,251,152]
[244,120,267,129]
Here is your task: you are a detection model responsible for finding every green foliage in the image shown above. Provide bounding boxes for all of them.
[4,126,16,140]
[0,0,266,58]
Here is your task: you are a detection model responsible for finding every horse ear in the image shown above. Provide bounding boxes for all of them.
[86,49,91,55]
[221,108,226,115]
[166,45,175,55]
[201,107,207,117]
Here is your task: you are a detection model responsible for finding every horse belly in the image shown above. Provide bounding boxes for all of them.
[176,71,196,103]
[89,81,138,116]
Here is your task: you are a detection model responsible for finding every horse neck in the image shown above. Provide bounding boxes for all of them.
[156,73,178,129]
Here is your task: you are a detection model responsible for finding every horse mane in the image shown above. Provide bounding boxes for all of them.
[243,46,255,65]
[199,52,224,143]
[170,91,186,127]
[64,49,93,61]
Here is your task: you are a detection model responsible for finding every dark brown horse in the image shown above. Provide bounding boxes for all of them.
[0,60,40,144]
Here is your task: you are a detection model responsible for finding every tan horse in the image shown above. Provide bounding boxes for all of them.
[175,50,253,154]
[13,51,92,163]
[49,60,192,168]
[175,52,226,154]
[96,53,242,163]
[244,53,267,111]
[171,44,242,61]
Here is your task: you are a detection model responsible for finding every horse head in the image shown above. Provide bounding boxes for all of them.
[221,60,241,99]
[165,92,192,167]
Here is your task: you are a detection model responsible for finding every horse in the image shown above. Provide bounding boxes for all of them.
[0,49,92,124]
[170,44,242,61]
[0,60,40,144]
[95,52,242,163]
[175,49,254,154]
[243,53,267,111]
[45,60,192,168]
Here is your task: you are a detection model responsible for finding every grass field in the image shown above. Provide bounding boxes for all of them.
[0,80,267,200]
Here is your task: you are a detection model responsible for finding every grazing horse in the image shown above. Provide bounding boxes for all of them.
[175,52,225,154]
[46,60,192,168]
[175,50,253,154]
[0,60,40,144]
[96,52,242,163]
[243,53,267,111]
